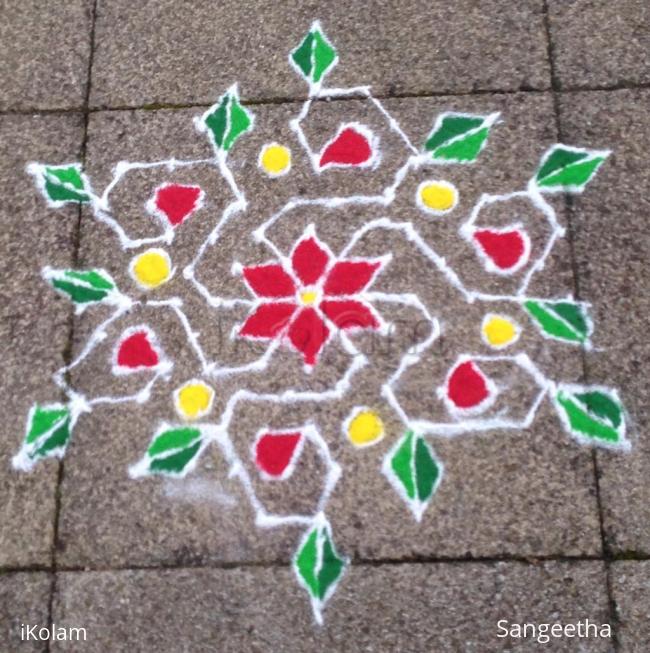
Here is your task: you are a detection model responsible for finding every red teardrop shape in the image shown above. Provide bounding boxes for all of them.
[153,184,203,227]
[446,360,490,409]
[319,126,373,168]
[473,228,527,271]
[116,331,159,370]
[255,432,302,479]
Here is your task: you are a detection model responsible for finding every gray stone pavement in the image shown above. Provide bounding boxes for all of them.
[0,0,92,111]
[0,573,51,653]
[0,115,84,567]
[88,0,551,108]
[558,89,650,560]
[548,0,650,89]
[1,0,649,650]
[612,562,650,652]
[50,562,610,652]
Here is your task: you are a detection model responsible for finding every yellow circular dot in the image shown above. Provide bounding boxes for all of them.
[417,180,458,215]
[299,289,318,306]
[260,143,292,177]
[175,381,215,420]
[130,249,172,289]
[346,409,384,448]
[482,314,519,349]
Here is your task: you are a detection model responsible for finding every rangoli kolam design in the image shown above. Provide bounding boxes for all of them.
[13,22,630,624]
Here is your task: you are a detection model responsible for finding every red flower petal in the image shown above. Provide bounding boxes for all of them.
[319,126,373,168]
[323,260,381,296]
[291,237,330,286]
[153,184,203,227]
[239,302,297,339]
[473,229,528,271]
[320,300,380,330]
[242,264,296,298]
[116,330,159,370]
[254,431,302,479]
[446,360,491,409]
[288,307,330,366]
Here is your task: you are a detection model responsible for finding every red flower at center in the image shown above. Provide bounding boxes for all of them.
[238,229,385,366]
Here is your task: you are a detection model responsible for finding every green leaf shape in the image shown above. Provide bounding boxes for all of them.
[385,431,442,517]
[18,403,72,465]
[295,528,319,597]
[390,431,416,499]
[45,268,117,305]
[26,405,68,444]
[149,440,202,475]
[424,113,497,163]
[147,426,201,458]
[537,148,586,180]
[65,269,114,290]
[42,164,90,203]
[142,426,203,476]
[425,115,483,151]
[225,98,252,151]
[524,300,591,344]
[33,419,71,457]
[203,99,227,148]
[575,391,622,429]
[433,127,489,162]
[535,145,609,192]
[290,23,337,84]
[555,387,626,446]
[294,522,346,602]
[414,436,440,502]
[200,87,253,152]
[46,166,84,189]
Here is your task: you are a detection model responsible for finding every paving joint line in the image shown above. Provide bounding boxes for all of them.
[0,552,628,577]
[542,1,620,648]
[564,191,621,647]
[43,1,98,649]
[1,81,650,118]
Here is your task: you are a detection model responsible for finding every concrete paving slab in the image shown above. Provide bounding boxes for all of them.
[0,0,92,111]
[89,0,550,109]
[54,92,603,569]
[0,114,85,567]
[0,572,51,653]
[611,561,650,653]
[548,0,650,89]
[558,89,650,554]
[51,561,611,652]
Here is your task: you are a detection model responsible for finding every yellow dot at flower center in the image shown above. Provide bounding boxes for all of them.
[260,143,291,176]
[418,181,458,214]
[300,289,318,305]
[347,410,384,447]
[131,249,171,289]
[176,382,214,420]
[482,315,518,348]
